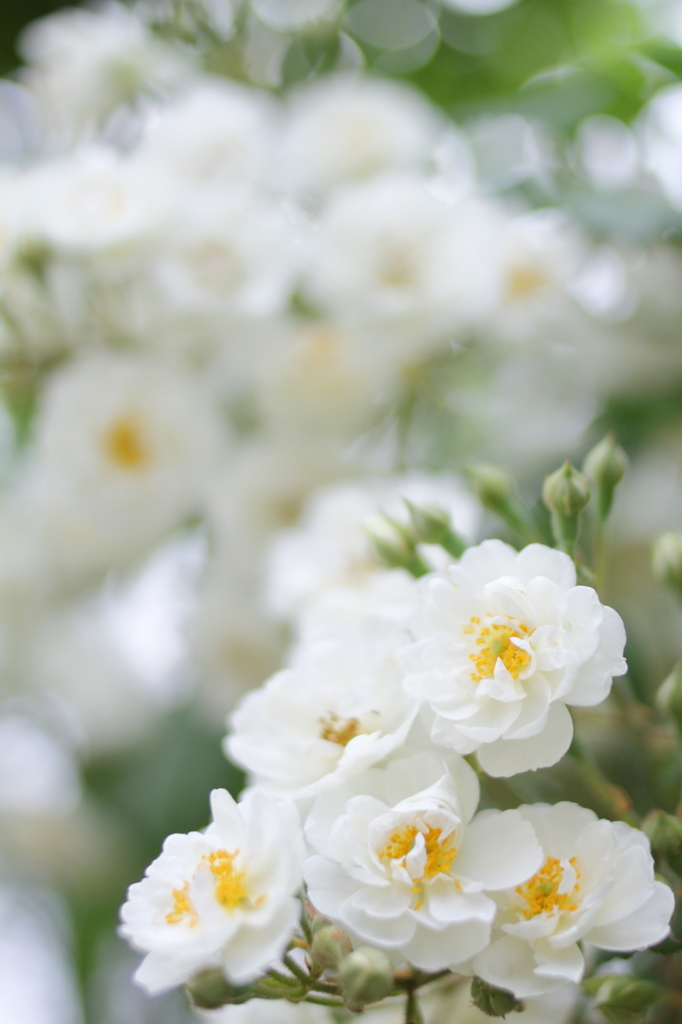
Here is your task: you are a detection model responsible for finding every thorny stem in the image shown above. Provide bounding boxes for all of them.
[405,987,424,1024]
[283,953,311,987]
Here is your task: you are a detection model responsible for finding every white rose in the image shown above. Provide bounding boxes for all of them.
[279,74,443,194]
[301,174,501,351]
[473,802,674,997]
[226,621,419,801]
[304,752,542,970]
[400,540,627,777]
[119,788,304,994]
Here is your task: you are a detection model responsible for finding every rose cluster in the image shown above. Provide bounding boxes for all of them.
[121,483,674,1015]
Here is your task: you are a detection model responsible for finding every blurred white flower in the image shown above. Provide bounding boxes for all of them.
[301,174,501,350]
[120,788,304,994]
[19,1,194,141]
[265,474,478,620]
[641,83,682,209]
[0,715,80,815]
[401,541,627,776]
[473,802,674,997]
[252,0,343,30]
[201,997,332,1023]
[139,80,276,187]
[29,353,223,578]
[304,752,541,969]
[227,619,418,799]
[279,74,444,194]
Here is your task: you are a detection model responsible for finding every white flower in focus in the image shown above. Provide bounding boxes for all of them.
[302,174,501,351]
[265,474,478,620]
[473,802,674,997]
[226,621,419,800]
[279,75,443,194]
[19,1,193,139]
[30,353,222,576]
[304,752,542,970]
[401,541,627,777]
[139,80,275,187]
[119,788,304,994]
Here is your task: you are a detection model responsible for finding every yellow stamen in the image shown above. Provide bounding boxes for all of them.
[515,857,580,918]
[103,414,149,470]
[466,617,532,682]
[507,265,549,299]
[204,849,249,911]
[165,882,197,926]
[379,824,457,910]
[320,712,360,747]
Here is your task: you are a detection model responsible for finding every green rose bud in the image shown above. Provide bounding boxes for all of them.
[404,499,466,557]
[470,977,523,1018]
[339,947,393,1010]
[542,461,590,554]
[582,975,663,1022]
[186,969,247,1009]
[657,663,682,729]
[310,924,353,971]
[583,433,628,520]
[367,516,429,578]
[652,532,682,592]
[465,463,515,512]
[643,809,682,860]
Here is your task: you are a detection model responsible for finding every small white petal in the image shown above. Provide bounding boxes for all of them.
[456,809,542,889]
[477,702,573,777]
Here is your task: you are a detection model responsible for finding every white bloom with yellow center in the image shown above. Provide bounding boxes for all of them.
[119,788,304,995]
[473,802,674,997]
[400,541,627,777]
[304,752,542,970]
[226,621,419,801]
[30,352,222,577]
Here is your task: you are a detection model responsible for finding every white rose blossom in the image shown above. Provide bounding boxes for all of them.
[473,802,674,997]
[303,752,542,970]
[226,620,419,801]
[119,788,304,994]
[279,74,444,194]
[400,540,627,777]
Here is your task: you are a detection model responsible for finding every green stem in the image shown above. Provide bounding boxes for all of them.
[283,954,311,987]
[405,989,423,1024]
[303,995,346,1008]
[266,968,300,988]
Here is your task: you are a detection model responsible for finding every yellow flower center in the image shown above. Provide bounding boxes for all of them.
[103,414,150,470]
[319,712,361,747]
[516,856,580,919]
[464,617,532,683]
[379,823,458,909]
[204,849,250,911]
[165,882,197,926]
[506,265,550,300]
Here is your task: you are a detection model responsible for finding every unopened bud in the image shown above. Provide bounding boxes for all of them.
[643,810,682,875]
[582,975,662,1022]
[186,969,245,1009]
[542,462,590,554]
[310,924,353,971]
[542,461,590,517]
[465,463,514,512]
[339,947,393,1010]
[470,977,523,1017]
[583,433,628,520]
[657,663,682,726]
[367,517,429,578]
[652,532,682,592]
[404,499,466,558]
